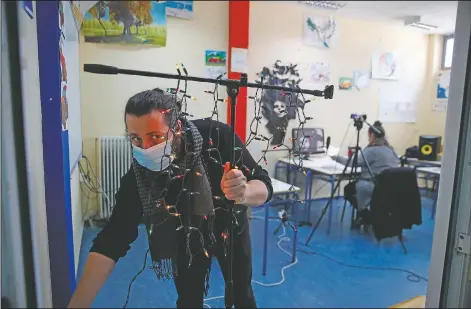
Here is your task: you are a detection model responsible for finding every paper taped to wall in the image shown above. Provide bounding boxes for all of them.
[379,82,418,123]
[231,48,248,73]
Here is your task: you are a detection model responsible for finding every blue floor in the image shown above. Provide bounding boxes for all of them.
[77,197,435,308]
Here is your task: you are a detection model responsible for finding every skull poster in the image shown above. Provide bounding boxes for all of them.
[256,60,305,145]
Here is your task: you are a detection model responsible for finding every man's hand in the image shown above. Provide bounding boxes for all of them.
[221,162,247,204]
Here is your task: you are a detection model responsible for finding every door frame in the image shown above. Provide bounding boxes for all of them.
[426,1,471,307]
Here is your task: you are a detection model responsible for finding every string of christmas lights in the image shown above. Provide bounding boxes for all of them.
[243,71,318,201]
[85,62,333,307]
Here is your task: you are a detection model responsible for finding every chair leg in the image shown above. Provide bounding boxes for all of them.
[340,199,348,222]
[350,207,356,230]
[398,232,407,255]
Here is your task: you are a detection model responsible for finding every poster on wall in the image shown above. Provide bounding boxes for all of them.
[204,50,227,79]
[353,71,371,90]
[302,14,338,49]
[61,1,83,172]
[308,62,331,83]
[379,82,418,123]
[82,1,167,47]
[371,52,399,80]
[165,1,194,19]
[339,77,353,90]
[433,100,447,112]
[231,48,249,73]
[256,61,305,145]
[436,71,451,99]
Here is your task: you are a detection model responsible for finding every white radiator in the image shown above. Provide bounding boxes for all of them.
[97,136,132,219]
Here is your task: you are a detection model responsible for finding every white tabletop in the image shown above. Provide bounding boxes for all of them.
[270,177,300,195]
[416,166,441,176]
[278,155,362,176]
[407,158,442,167]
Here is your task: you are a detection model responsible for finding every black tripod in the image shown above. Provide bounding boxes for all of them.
[305,117,376,246]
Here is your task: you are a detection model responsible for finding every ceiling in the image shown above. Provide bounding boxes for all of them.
[296,1,458,34]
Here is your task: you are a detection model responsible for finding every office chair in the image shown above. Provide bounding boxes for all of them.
[341,167,422,254]
[370,167,422,254]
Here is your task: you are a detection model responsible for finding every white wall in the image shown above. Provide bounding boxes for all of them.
[79,1,228,216]
[246,2,447,193]
[70,169,82,276]
[61,0,83,277]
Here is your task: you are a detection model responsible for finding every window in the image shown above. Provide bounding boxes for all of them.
[442,35,454,70]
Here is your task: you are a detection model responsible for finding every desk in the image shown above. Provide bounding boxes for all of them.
[416,167,441,219]
[275,155,360,233]
[406,158,442,168]
[261,178,301,276]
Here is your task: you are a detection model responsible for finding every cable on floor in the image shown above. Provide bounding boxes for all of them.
[295,244,428,283]
[122,249,150,308]
[203,215,299,308]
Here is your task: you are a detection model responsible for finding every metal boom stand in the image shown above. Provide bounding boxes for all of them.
[305,116,376,246]
[83,64,334,308]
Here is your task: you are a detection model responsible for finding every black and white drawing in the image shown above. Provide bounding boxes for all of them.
[257,61,305,145]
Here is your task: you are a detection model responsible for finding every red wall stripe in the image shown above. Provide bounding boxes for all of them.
[227,1,250,142]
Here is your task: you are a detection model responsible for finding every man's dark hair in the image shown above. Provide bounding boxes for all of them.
[124,88,178,127]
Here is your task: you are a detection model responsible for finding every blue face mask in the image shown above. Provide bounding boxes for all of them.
[132,138,174,172]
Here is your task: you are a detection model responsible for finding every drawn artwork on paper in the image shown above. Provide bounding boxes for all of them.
[353,71,371,90]
[436,71,451,100]
[82,1,167,46]
[339,77,353,91]
[165,1,194,20]
[256,61,305,145]
[204,50,227,79]
[303,14,338,49]
[372,52,399,80]
[59,1,68,131]
[308,62,331,83]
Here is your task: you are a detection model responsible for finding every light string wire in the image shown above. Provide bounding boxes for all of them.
[121,64,327,307]
[123,64,208,308]
[246,71,317,203]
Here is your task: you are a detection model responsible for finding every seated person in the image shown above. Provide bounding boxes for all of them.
[331,121,400,227]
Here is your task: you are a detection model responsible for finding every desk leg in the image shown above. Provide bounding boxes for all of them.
[262,202,269,276]
[300,170,312,226]
[307,172,314,219]
[292,194,300,263]
[274,161,283,180]
[327,175,335,234]
[431,177,439,219]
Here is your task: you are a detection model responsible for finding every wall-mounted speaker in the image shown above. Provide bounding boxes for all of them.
[418,135,442,161]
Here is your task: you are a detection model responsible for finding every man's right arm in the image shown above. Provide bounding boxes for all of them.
[67,253,116,308]
[67,170,141,308]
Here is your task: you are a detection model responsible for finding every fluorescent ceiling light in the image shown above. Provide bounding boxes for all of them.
[408,22,438,31]
[404,16,438,31]
[298,1,348,10]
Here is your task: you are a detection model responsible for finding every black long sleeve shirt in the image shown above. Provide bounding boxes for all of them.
[90,118,273,262]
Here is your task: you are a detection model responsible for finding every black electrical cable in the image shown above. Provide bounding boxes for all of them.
[294,244,428,283]
[122,249,150,308]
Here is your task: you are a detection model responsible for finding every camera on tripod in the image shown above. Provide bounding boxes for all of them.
[350,113,367,129]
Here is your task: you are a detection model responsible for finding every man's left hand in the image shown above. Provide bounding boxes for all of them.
[221,162,247,203]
